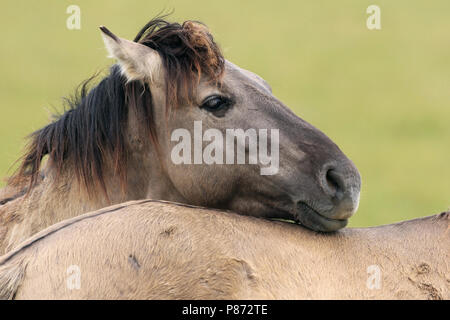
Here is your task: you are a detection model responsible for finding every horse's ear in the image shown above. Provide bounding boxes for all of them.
[99,26,162,83]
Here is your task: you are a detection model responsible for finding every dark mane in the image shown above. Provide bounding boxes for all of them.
[134,18,224,111]
[9,18,225,197]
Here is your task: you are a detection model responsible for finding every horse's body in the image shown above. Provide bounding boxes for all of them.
[0,19,361,253]
[0,201,447,300]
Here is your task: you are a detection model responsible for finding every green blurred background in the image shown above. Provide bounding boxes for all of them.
[0,0,449,227]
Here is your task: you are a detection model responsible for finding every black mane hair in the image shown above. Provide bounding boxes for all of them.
[9,17,224,196]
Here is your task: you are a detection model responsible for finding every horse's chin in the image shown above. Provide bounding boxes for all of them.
[229,197,347,232]
[295,202,348,232]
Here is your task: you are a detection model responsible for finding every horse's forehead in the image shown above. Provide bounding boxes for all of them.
[224,60,272,94]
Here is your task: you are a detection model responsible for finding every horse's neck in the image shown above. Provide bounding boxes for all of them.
[0,152,188,254]
[0,168,127,253]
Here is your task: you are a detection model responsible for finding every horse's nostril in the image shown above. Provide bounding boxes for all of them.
[325,169,344,199]
[318,162,361,220]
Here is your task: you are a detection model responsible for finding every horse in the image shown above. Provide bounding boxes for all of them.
[0,200,447,299]
[0,18,361,254]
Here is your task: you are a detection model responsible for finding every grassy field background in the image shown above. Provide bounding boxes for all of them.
[0,0,448,227]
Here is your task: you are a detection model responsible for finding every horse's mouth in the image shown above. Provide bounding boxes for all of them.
[295,202,348,232]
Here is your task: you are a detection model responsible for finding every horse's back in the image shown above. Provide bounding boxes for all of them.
[3,200,267,299]
[2,201,448,300]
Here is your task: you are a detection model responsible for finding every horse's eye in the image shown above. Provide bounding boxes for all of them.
[200,96,230,112]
